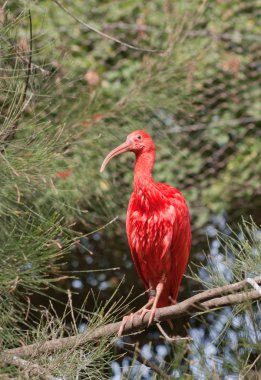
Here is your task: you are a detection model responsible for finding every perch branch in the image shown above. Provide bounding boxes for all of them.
[2,276,261,359]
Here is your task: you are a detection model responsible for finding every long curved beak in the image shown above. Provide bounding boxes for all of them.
[100,141,131,172]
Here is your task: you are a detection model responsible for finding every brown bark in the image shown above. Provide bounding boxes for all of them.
[2,276,260,359]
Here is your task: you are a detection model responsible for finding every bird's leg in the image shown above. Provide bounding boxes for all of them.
[136,282,165,326]
[148,282,164,326]
[118,312,135,337]
[137,296,155,320]
[118,296,155,336]
[118,284,167,336]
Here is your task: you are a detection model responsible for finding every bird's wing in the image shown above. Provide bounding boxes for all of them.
[155,183,191,301]
[129,246,150,289]
[170,206,191,300]
[126,193,150,289]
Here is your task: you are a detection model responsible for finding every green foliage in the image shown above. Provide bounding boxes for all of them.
[2,0,259,233]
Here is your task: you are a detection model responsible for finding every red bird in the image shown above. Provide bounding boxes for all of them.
[100,130,191,332]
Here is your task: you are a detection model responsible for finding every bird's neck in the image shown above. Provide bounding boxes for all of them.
[134,151,155,191]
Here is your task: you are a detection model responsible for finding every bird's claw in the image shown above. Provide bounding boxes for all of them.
[138,307,157,326]
[118,307,158,336]
[139,308,151,321]
[118,313,134,337]
[148,309,156,326]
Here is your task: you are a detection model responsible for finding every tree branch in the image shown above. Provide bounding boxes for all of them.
[52,0,163,53]
[2,277,261,359]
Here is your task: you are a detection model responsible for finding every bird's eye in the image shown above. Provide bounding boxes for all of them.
[137,135,142,140]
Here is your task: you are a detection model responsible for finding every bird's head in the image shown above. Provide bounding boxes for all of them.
[100,130,155,172]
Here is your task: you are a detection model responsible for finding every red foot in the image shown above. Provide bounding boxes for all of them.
[139,308,152,321]
[118,313,135,336]
[148,306,157,326]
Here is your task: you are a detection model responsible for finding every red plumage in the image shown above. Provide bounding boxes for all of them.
[127,182,191,307]
[100,130,191,327]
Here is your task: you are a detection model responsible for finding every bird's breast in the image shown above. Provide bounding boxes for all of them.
[126,192,175,261]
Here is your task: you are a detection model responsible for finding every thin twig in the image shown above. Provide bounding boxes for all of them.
[246,278,261,295]
[156,323,192,343]
[67,289,77,331]
[102,23,260,42]
[72,215,119,241]
[21,10,32,106]
[52,0,163,53]
[2,1,9,10]
[242,353,261,378]
[2,276,260,359]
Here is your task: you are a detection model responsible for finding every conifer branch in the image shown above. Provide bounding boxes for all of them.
[2,356,62,380]
[0,10,33,146]
[2,276,260,359]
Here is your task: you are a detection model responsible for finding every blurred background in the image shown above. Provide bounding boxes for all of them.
[1,0,260,379]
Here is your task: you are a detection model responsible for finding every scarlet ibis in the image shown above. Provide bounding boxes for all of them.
[100,130,191,332]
